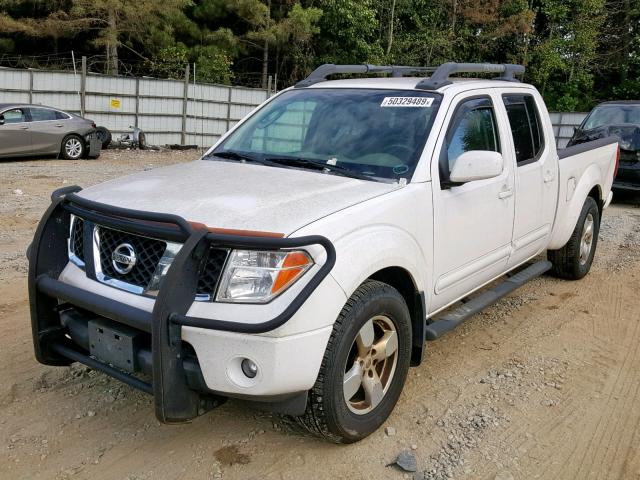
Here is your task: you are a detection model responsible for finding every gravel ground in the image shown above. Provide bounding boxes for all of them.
[1,150,640,480]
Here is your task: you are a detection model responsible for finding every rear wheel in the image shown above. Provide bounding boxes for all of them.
[296,280,412,443]
[548,196,600,280]
[61,134,85,160]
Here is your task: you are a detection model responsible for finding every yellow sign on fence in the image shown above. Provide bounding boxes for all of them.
[110,98,121,109]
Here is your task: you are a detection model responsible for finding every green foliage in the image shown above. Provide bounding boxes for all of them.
[193,46,234,84]
[144,43,233,84]
[0,37,14,52]
[527,0,607,110]
[146,44,190,79]
[314,0,383,64]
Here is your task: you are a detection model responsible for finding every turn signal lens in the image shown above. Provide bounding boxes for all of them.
[271,252,312,294]
[216,250,313,303]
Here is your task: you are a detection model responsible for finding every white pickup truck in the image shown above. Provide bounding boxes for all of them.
[29,62,619,443]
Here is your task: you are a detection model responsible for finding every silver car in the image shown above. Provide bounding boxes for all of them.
[0,104,101,160]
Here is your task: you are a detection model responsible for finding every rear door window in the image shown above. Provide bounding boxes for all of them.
[503,95,544,165]
[29,108,58,122]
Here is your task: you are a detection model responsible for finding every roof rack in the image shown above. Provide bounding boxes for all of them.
[294,64,436,88]
[415,62,525,90]
[294,62,525,90]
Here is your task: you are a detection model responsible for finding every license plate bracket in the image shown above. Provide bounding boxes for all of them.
[88,319,140,372]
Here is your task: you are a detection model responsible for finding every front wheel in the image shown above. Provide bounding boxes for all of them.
[296,280,412,443]
[548,196,600,280]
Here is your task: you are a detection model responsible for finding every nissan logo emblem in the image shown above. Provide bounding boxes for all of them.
[112,243,137,274]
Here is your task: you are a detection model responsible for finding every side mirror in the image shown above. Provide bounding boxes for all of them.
[449,151,504,183]
[0,115,4,126]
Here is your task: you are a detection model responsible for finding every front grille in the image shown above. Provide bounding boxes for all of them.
[98,227,166,288]
[68,218,228,299]
[196,248,228,297]
[70,217,85,263]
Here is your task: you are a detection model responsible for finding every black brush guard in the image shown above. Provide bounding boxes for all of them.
[29,185,336,423]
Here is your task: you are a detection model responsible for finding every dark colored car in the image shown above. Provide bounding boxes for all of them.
[568,100,640,190]
[0,103,101,160]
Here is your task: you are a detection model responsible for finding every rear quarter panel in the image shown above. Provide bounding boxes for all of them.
[548,140,618,249]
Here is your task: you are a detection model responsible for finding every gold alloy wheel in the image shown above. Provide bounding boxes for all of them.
[343,315,399,415]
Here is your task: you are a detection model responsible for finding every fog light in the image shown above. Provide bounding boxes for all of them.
[241,358,258,378]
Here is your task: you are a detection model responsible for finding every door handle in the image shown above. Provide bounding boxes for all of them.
[498,187,514,199]
[55,124,64,127]
[543,171,556,183]
[19,126,29,130]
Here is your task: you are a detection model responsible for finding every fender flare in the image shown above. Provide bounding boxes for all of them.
[548,163,602,250]
[329,225,430,365]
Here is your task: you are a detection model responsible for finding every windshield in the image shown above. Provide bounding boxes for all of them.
[210,88,441,181]
[583,104,640,130]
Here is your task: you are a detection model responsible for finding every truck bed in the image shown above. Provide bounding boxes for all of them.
[549,136,619,250]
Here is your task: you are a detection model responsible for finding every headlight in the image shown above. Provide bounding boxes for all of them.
[216,250,313,303]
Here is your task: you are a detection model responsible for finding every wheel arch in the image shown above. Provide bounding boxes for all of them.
[368,266,426,367]
[588,184,603,215]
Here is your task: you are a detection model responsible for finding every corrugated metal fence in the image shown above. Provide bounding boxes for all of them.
[549,112,588,148]
[0,65,269,148]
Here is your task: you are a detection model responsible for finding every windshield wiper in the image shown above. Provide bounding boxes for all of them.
[264,156,374,181]
[207,151,375,181]
[204,150,281,168]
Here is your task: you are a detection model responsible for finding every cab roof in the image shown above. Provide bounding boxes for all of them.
[295,62,530,93]
[305,76,535,93]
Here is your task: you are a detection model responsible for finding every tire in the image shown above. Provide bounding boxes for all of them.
[61,134,86,160]
[138,132,147,150]
[95,126,112,149]
[296,280,412,443]
[548,196,600,280]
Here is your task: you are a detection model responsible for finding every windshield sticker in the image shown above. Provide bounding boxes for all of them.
[381,97,434,107]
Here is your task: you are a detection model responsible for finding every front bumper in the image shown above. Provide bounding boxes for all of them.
[614,153,640,190]
[29,186,336,422]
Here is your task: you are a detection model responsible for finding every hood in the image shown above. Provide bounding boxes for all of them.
[78,160,401,235]
[570,123,640,152]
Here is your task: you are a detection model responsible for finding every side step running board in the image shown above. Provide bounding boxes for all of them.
[425,260,552,341]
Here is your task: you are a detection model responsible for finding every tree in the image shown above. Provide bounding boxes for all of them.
[382,0,457,66]
[223,0,321,87]
[0,0,79,53]
[0,0,638,107]
[598,0,640,99]
[528,0,606,110]
[458,0,535,63]
[314,0,382,65]
[67,0,193,74]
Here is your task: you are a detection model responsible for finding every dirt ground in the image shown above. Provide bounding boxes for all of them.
[1,149,640,480]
